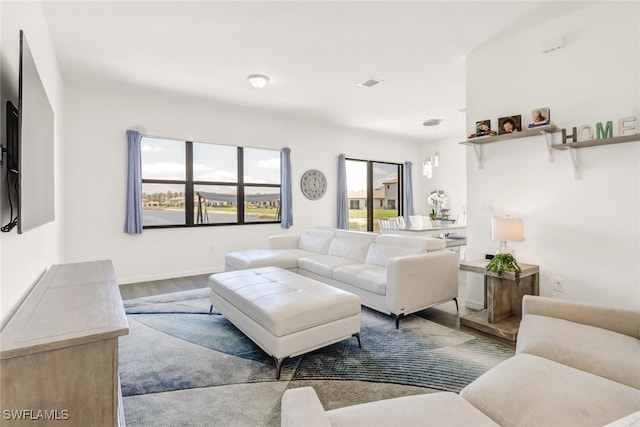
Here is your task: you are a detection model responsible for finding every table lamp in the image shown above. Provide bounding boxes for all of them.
[491,216,524,256]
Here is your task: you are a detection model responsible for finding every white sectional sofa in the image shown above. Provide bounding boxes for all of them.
[224,228,459,328]
[281,295,640,426]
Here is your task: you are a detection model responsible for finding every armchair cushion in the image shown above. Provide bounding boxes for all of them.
[281,387,499,427]
[326,391,499,427]
[517,314,640,388]
[461,354,640,427]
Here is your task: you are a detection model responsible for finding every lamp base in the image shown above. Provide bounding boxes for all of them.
[496,241,516,257]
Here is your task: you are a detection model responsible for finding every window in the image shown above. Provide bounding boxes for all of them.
[141,136,281,228]
[345,158,402,232]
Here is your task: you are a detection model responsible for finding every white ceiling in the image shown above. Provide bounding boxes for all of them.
[41,1,594,142]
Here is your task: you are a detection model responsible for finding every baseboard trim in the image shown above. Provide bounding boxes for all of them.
[118,266,224,286]
[465,299,485,311]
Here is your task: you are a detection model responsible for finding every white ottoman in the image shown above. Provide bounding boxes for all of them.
[209,266,361,379]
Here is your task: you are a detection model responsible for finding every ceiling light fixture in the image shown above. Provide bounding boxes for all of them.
[422,119,442,127]
[248,74,269,89]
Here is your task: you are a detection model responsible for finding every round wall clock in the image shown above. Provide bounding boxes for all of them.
[300,169,327,200]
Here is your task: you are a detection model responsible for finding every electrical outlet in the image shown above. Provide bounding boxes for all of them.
[553,277,563,293]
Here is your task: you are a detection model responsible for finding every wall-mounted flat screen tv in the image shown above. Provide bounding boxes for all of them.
[16,30,55,234]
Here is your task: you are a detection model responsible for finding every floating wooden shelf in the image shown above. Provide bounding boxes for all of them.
[551,134,639,178]
[460,124,560,168]
[459,124,560,146]
[550,133,639,150]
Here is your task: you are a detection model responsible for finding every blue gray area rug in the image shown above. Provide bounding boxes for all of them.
[120,288,514,426]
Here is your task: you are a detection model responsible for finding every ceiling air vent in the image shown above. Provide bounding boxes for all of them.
[358,78,383,88]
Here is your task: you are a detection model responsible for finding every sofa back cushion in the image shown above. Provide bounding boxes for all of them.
[365,235,444,267]
[328,231,377,263]
[298,228,336,254]
[375,234,446,251]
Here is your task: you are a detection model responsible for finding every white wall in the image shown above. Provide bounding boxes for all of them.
[465,2,640,310]
[417,136,467,220]
[62,81,422,284]
[0,2,65,328]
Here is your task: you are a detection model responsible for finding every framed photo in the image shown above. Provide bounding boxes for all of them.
[475,119,491,133]
[530,107,550,126]
[498,115,522,134]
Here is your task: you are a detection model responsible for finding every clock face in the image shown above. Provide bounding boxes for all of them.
[301,169,327,200]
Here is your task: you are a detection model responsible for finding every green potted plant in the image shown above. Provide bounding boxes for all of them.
[486,253,522,285]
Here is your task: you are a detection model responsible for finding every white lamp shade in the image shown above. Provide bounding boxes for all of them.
[491,217,524,242]
[248,74,269,89]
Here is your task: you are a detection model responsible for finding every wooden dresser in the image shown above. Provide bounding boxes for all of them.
[0,260,129,426]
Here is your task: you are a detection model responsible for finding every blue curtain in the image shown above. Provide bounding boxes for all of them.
[124,130,143,234]
[403,161,414,227]
[280,147,293,228]
[337,154,349,229]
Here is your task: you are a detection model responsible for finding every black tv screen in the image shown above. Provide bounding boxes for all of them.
[17,30,55,234]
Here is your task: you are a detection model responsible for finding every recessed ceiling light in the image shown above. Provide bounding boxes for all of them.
[358,78,383,88]
[422,119,442,127]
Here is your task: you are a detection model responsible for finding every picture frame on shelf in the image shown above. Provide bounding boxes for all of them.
[498,115,522,134]
[468,119,496,139]
[528,107,551,128]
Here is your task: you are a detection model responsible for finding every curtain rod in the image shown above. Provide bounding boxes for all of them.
[133,131,282,151]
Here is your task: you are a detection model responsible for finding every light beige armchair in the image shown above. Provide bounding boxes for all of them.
[281,295,640,426]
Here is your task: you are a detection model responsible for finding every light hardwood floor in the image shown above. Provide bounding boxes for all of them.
[119,272,515,349]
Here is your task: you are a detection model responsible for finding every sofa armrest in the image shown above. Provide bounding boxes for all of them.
[281,387,332,427]
[522,295,640,339]
[385,250,459,315]
[269,234,301,249]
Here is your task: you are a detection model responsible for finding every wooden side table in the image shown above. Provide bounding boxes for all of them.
[459,259,539,341]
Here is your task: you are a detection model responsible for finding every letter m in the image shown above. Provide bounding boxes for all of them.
[596,121,613,139]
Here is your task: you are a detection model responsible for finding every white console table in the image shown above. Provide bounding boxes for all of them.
[0,260,129,426]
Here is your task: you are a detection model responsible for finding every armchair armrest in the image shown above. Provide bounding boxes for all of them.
[269,234,301,249]
[281,387,331,427]
[522,295,640,339]
[385,250,458,315]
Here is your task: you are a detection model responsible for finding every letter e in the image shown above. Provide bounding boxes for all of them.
[619,116,637,135]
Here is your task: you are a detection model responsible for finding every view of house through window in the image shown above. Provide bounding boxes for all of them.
[141,136,281,227]
[346,159,402,232]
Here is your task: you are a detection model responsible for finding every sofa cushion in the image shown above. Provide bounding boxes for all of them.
[298,228,336,254]
[333,263,387,295]
[365,241,427,267]
[225,248,312,271]
[328,231,377,263]
[517,314,640,388]
[461,353,640,427]
[298,255,359,278]
[327,391,500,427]
[375,234,446,251]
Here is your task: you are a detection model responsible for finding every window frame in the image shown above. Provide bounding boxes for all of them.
[345,157,404,232]
[141,138,281,229]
